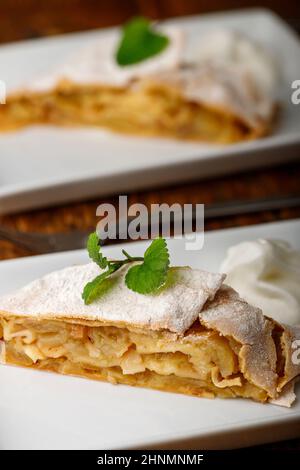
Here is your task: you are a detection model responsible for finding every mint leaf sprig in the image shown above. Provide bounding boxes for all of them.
[116,16,170,67]
[82,233,170,305]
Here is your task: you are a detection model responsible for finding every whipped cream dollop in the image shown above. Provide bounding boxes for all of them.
[220,239,300,326]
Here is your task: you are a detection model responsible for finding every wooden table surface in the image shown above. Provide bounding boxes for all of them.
[0,0,299,450]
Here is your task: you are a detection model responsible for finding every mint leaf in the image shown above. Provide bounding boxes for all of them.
[116,17,169,66]
[82,234,171,304]
[82,264,119,305]
[87,232,108,269]
[125,238,170,294]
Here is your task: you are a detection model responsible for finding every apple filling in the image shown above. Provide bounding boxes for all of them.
[0,316,268,402]
[0,83,251,143]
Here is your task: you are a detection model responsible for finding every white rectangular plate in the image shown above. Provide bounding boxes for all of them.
[0,219,300,450]
[0,8,300,215]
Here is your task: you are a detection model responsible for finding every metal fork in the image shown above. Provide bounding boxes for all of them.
[0,195,300,255]
[0,227,91,254]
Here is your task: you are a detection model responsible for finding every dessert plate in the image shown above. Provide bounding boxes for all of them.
[0,218,300,450]
[0,8,300,215]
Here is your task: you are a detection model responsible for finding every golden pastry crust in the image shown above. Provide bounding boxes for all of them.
[199,287,278,397]
[278,324,300,391]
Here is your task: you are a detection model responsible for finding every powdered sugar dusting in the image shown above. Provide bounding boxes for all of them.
[0,263,225,334]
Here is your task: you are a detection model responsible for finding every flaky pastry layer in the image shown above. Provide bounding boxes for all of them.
[0,313,285,403]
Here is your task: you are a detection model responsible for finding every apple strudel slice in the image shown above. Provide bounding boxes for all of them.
[0,23,277,143]
[0,264,299,406]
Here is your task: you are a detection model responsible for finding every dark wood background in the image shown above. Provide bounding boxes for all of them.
[0,0,300,450]
[0,0,299,44]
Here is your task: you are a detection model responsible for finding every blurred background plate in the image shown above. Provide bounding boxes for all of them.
[0,8,300,215]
